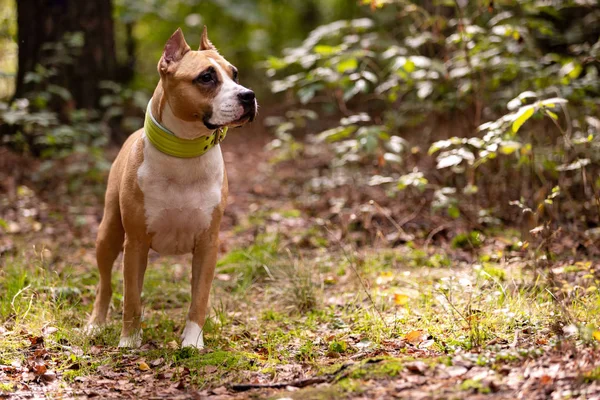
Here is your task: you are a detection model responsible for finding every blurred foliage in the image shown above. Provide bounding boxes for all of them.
[0,0,359,189]
[0,0,17,99]
[266,0,600,227]
[114,0,361,93]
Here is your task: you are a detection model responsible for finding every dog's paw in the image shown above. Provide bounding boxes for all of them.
[181,320,204,349]
[118,330,142,348]
[83,323,102,336]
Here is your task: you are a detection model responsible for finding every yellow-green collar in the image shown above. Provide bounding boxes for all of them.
[144,100,227,158]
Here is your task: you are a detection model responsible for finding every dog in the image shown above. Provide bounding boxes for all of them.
[86,27,257,348]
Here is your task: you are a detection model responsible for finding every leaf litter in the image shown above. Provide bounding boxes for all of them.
[1,132,599,399]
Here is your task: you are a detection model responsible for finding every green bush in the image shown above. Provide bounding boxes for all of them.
[266,0,600,227]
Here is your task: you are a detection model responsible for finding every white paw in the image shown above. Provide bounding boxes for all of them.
[118,330,142,348]
[181,320,204,349]
[83,323,102,335]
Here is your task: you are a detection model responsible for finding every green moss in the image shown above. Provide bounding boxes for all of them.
[452,231,484,249]
[348,359,404,379]
[336,377,362,393]
[285,385,349,400]
[460,379,491,394]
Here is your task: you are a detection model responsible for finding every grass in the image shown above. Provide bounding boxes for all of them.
[1,231,600,397]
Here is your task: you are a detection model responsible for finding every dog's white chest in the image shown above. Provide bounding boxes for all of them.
[137,135,224,255]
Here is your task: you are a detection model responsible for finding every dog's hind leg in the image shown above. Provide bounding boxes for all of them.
[88,188,124,329]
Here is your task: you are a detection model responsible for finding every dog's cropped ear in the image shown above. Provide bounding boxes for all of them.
[199,25,217,52]
[159,28,191,73]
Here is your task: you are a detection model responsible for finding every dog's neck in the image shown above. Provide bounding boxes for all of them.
[150,83,215,140]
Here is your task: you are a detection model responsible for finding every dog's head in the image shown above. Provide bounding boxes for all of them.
[157,27,257,132]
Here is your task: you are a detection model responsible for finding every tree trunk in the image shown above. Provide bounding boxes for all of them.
[15,0,117,109]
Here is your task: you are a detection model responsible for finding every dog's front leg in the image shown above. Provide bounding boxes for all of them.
[118,238,149,348]
[181,230,219,349]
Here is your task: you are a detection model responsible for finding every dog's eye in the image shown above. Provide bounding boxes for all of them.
[198,73,213,83]
[232,69,238,83]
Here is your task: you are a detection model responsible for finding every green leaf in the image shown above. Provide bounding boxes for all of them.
[314,45,341,56]
[267,56,288,70]
[559,62,582,79]
[404,59,415,73]
[448,204,460,219]
[499,141,521,155]
[47,84,72,101]
[336,58,358,73]
[512,105,535,133]
[317,125,357,143]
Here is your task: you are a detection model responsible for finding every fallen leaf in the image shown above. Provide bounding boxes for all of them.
[138,361,150,371]
[394,293,409,306]
[32,361,47,376]
[150,358,164,367]
[42,326,58,336]
[540,375,553,385]
[28,336,44,347]
[405,330,427,344]
[167,340,179,350]
[204,365,218,374]
[593,331,600,342]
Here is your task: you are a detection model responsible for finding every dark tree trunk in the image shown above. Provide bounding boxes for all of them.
[15,0,117,109]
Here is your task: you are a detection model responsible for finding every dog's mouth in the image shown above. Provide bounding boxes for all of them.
[202,106,257,130]
[231,108,256,126]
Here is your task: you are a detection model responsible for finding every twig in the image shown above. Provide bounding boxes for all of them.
[397,198,427,227]
[424,223,450,251]
[369,200,410,236]
[231,362,352,392]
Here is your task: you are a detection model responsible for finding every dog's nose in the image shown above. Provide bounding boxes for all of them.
[238,90,255,104]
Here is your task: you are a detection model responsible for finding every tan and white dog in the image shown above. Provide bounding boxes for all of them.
[87,27,257,348]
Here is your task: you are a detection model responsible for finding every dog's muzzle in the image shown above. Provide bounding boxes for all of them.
[237,90,257,122]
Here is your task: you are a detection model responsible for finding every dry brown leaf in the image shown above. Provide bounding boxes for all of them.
[32,362,47,376]
[405,330,427,344]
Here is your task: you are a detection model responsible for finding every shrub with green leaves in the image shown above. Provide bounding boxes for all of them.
[266,0,600,227]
